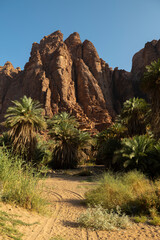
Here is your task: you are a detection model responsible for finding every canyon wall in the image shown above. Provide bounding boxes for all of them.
[0,31,159,131]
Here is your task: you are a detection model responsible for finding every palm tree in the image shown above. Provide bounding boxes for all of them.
[95,123,126,167]
[4,96,46,160]
[114,135,160,177]
[141,59,160,137]
[47,111,79,131]
[48,112,91,169]
[120,97,151,136]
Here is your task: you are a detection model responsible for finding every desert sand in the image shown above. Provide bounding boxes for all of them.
[1,173,160,240]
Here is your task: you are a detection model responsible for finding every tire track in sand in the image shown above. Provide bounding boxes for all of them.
[63,188,100,240]
[25,178,100,240]
[64,189,89,240]
[24,190,63,240]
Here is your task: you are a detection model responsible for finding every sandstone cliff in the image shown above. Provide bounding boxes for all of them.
[0,31,159,131]
[131,40,160,97]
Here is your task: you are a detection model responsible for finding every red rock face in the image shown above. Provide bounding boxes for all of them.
[1,31,158,131]
[130,40,160,97]
[0,62,22,116]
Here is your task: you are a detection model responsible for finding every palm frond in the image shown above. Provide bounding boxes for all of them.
[4,96,46,160]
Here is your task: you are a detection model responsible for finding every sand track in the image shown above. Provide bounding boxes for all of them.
[1,174,160,240]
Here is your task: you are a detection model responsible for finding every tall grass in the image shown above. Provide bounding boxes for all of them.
[85,171,160,216]
[0,147,47,213]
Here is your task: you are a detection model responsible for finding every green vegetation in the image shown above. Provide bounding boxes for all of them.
[96,137,121,168]
[2,94,158,178]
[113,135,160,177]
[141,59,160,137]
[0,209,37,240]
[95,94,160,177]
[78,205,131,230]
[149,216,160,226]
[133,212,160,226]
[48,112,91,169]
[50,236,66,240]
[47,111,79,129]
[133,215,147,223]
[1,88,160,234]
[95,123,126,166]
[119,97,151,136]
[4,95,46,160]
[33,135,52,167]
[0,147,47,213]
[85,171,160,218]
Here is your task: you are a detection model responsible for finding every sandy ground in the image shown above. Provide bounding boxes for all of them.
[1,173,160,240]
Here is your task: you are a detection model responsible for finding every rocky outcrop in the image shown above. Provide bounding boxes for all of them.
[0,62,21,115]
[0,31,114,131]
[131,40,160,97]
[1,31,159,131]
[112,68,133,113]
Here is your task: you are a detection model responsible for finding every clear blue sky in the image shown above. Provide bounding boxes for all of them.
[0,0,160,71]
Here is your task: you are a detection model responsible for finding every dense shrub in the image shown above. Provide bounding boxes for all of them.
[78,205,132,230]
[113,135,160,178]
[0,147,47,213]
[96,137,121,169]
[119,97,151,137]
[33,135,52,168]
[95,123,126,167]
[0,132,12,147]
[141,59,160,137]
[85,171,160,216]
[48,112,91,169]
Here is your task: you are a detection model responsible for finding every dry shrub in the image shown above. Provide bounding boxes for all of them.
[78,205,132,230]
[85,171,160,216]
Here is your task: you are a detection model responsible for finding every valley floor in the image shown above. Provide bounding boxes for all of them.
[1,173,160,240]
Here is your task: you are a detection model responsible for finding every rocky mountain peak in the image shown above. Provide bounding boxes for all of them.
[1,31,159,131]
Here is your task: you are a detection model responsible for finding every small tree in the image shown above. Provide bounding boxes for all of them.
[47,111,79,130]
[4,96,46,160]
[114,135,160,178]
[95,123,127,168]
[48,112,91,169]
[119,97,151,136]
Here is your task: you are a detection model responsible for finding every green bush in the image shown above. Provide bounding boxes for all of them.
[95,123,126,166]
[85,171,160,216]
[78,205,132,230]
[33,136,52,168]
[0,132,12,147]
[119,97,151,137]
[96,137,121,169]
[48,112,91,169]
[0,147,47,213]
[141,59,160,137]
[114,135,160,178]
